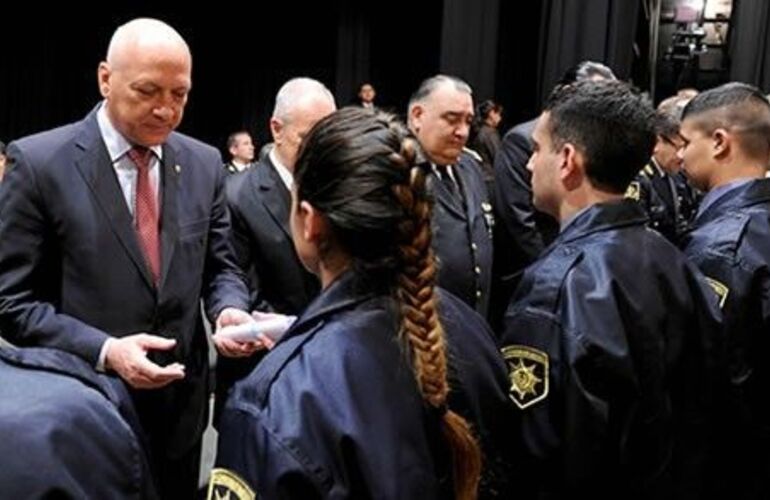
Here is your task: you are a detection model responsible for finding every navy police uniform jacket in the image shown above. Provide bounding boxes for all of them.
[0,347,156,499]
[425,150,495,319]
[681,178,770,499]
[213,270,517,499]
[626,162,699,244]
[500,200,724,500]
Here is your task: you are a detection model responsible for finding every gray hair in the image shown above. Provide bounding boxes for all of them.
[272,78,336,123]
[408,75,472,110]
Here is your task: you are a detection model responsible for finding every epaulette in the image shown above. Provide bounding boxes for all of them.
[625,181,641,201]
[462,147,483,163]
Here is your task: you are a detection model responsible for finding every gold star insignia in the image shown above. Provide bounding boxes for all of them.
[510,359,542,400]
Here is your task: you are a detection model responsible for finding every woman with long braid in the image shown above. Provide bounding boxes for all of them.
[212,108,516,499]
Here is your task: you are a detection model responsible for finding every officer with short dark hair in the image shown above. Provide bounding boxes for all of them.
[0,347,156,498]
[626,104,700,243]
[679,81,770,499]
[500,80,724,499]
[490,61,617,330]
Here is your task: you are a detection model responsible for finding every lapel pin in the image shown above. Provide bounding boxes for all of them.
[174,164,181,174]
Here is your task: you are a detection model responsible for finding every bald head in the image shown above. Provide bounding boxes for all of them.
[98,18,193,147]
[272,78,336,124]
[270,78,336,170]
[106,18,191,70]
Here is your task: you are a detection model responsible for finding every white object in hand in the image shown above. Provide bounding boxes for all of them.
[218,315,296,342]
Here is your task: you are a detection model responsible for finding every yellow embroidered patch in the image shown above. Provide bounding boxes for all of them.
[705,276,729,309]
[624,181,641,201]
[501,345,549,409]
[207,468,256,500]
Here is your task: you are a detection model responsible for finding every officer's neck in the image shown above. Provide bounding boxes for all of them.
[318,250,352,290]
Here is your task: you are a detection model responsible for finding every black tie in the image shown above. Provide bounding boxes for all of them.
[437,165,458,196]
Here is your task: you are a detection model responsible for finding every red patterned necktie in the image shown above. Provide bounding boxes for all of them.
[126,146,161,286]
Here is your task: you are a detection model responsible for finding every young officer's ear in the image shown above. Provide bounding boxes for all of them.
[560,142,584,190]
[712,128,731,159]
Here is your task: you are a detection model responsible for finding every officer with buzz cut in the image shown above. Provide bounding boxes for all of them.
[0,347,156,498]
[408,74,495,319]
[500,80,723,499]
[679,82,770,500]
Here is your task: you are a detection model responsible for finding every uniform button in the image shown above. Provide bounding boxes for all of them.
[474,266,481,275]
[476,290,482,298]
[471,243,478,251]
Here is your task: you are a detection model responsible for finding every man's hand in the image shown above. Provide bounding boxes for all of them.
[250,310,295,350]
[105,334,185,389]
[213,307,266,358]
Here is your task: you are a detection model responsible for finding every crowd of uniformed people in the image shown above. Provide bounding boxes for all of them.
[1,17,770,500]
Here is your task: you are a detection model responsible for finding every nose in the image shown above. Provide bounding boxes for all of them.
[153,105,174,121]
[456,122,469,141]
[526,154,535,173]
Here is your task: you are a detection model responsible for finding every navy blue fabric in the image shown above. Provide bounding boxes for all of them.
[0,107,250,481]
[216,270,517,499]
[681,178,770,499]
[0,347,156,499]
[501,199,724,500]
[428,151,495,318]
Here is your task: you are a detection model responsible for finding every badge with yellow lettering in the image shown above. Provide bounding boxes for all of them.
[704,276,729,309]
[207,468,256,500]
[624,181,640,201]
[502,345,549,409]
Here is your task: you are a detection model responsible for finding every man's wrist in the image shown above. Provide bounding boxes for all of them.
[95,337,115,372]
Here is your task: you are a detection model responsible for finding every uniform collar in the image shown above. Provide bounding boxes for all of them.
[695,177,770,224]
[283,269,390,341]
[554,199,648,247]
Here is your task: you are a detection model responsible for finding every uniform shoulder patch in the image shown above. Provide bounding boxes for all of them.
[704,276,729,309]
[625,181,641,201]
[207,468,256,500]
[501,345,549,409]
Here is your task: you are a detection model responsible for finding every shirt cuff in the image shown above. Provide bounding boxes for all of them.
[95,337,114,373]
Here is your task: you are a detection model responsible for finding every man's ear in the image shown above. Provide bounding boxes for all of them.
[97,62,111,98]
[409,104,424,133]
[559,142,583,189]
[712,128,731,158]
[269,118,284,145]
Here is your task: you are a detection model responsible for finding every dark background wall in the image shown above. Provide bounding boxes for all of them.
[15,1,761,157]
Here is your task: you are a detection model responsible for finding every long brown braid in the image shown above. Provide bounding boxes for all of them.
[295,107,482,499]
[391,135,481,500]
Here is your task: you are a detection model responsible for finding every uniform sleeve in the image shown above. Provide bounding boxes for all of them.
[0,143,110,364]
[686,242,755,382]
[213,404,325,500]
[500,268,651,496]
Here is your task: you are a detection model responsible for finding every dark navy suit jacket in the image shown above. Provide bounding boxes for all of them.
[216,155,320,421]
[0,107,249,457]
